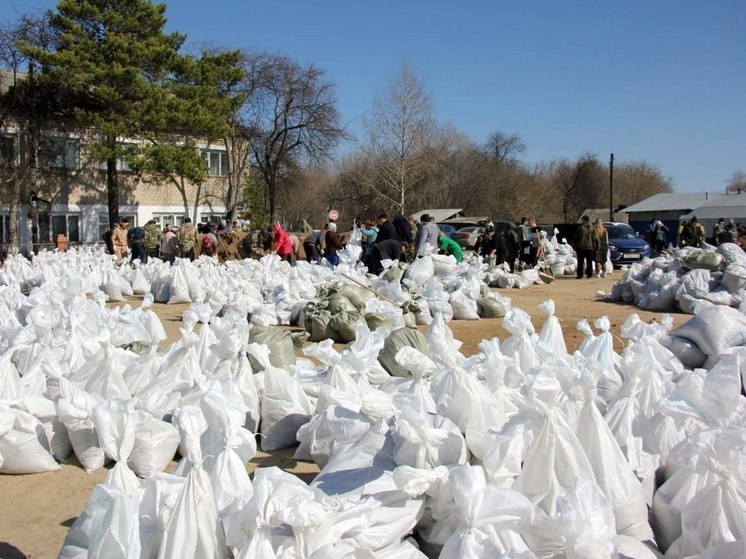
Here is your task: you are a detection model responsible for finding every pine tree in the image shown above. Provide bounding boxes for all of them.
[21,0,218,226]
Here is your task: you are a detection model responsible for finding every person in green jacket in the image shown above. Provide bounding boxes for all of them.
[438,234,463,263]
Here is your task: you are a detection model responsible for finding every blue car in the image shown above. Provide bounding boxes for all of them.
[604,222,652,267]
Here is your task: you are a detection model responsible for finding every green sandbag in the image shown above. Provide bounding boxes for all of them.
[365,312,392,330]
[291,331,310,350]
[326,294,358,315]
[337,284,374,311]
[477,296,507,318]
[306,308,337,342]
[378,328,430,377]
[249,326,297,370]
[383,265,404,282]
[683,251,725,271]
[329,309,363,342]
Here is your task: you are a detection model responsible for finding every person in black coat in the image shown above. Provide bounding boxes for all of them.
[376,213,398,244]
[393,214,412,243]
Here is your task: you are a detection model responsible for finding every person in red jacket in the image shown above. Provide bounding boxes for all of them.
[271,223,294,265]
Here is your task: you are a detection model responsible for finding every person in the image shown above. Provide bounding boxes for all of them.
[369,238,402,275]
[724,218,738,243]
[303,228,323,263]
[271,223,294,264]
[202,224,219,257]
[102,224,115,255]
[690,216,705,247]
[594,219,609,277]
[713,218,726,245]
[376,213,398,243]
[300,218,313,234]
[651,220,669,254]
[177,217,198,260]
[477,227,496,266]
[128,223,147,263]
[438,233,463,263]
[678,219,693,247]
[572,215,599,279]
[112,218,129,261]
[323,222,344,267]
[393,214,412,244]
[503,222,520,272]
[517,217,531,267]
[527,218,541,267]
[160,223,177,264]
[217,219,231,233]
[359,218,379,270]
[143,220,161,260]
[414,213,439,257]
[232,220,240,231]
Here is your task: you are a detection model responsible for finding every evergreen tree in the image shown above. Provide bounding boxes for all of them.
[22,0,205,225]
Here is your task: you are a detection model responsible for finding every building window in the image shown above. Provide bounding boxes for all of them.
[44,214,80,243]
[98,143,135,172]
[38,136,80,170]
[0,134,19,166]
[202,214,223,225]
[152,213,186,230]
[201,149,228,176]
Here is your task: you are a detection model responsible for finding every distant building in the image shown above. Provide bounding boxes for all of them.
[621,191,746,243]
[0,72,231,252]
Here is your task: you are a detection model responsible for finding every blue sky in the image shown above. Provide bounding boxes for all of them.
[2,0,744,192]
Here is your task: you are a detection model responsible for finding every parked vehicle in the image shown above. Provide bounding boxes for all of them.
[604,222,652,266]
[451,226,485,249]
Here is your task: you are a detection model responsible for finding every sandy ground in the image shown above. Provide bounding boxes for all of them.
[0,271,690,559]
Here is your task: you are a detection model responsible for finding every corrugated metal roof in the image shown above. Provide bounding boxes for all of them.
[409,209,463,222]
[621,192,726,213]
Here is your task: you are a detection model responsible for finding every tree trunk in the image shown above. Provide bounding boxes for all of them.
[106,135,119,226]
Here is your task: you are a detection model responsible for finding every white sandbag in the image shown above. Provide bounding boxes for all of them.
[392,408,467,469]
[295,404,371,468]
[438,465,534,559]
[58,401,108,474]
[260,367,314,451]
[677,268,713,299]
[575,395,653,541]
[720,263,746,293]
[716,242,746,265]
[94,401,139,495]
[128,410,180,479]
[403,255,434,286]
[538,299,567,356]
[167,265,191,304]
[0,405,60,474]
[159,406,226,559]
[130,268,150,296]
[449,288,479,320]
[414,298,433,325]
[670,305,746,357]
[59,483,141,559]
[102,269,124,303]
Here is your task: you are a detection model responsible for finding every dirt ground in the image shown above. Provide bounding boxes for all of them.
[0,271,691,559]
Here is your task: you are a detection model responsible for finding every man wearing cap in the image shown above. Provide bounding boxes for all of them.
[112,218,130,261]
[415,213,440,257]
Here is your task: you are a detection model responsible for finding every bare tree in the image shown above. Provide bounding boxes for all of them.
[0,12,59,253]
[484,131,525,165]
[236,52,346,222]
[612,160,672,208]
[551,153,605,222]
[726,170,746,194]
[360,62,434,214]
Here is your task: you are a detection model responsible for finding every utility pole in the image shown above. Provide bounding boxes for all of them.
[609,153,614,222]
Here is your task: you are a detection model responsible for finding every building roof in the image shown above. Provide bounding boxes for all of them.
[409,208,463,222]
[0,69,26,95]
[679,193,746,220]
[621,192,726,213]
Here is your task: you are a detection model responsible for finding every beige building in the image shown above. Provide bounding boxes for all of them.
[0,121,232,252]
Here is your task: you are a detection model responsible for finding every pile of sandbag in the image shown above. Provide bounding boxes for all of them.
[4,247,746,558]
[609,242,746,313]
